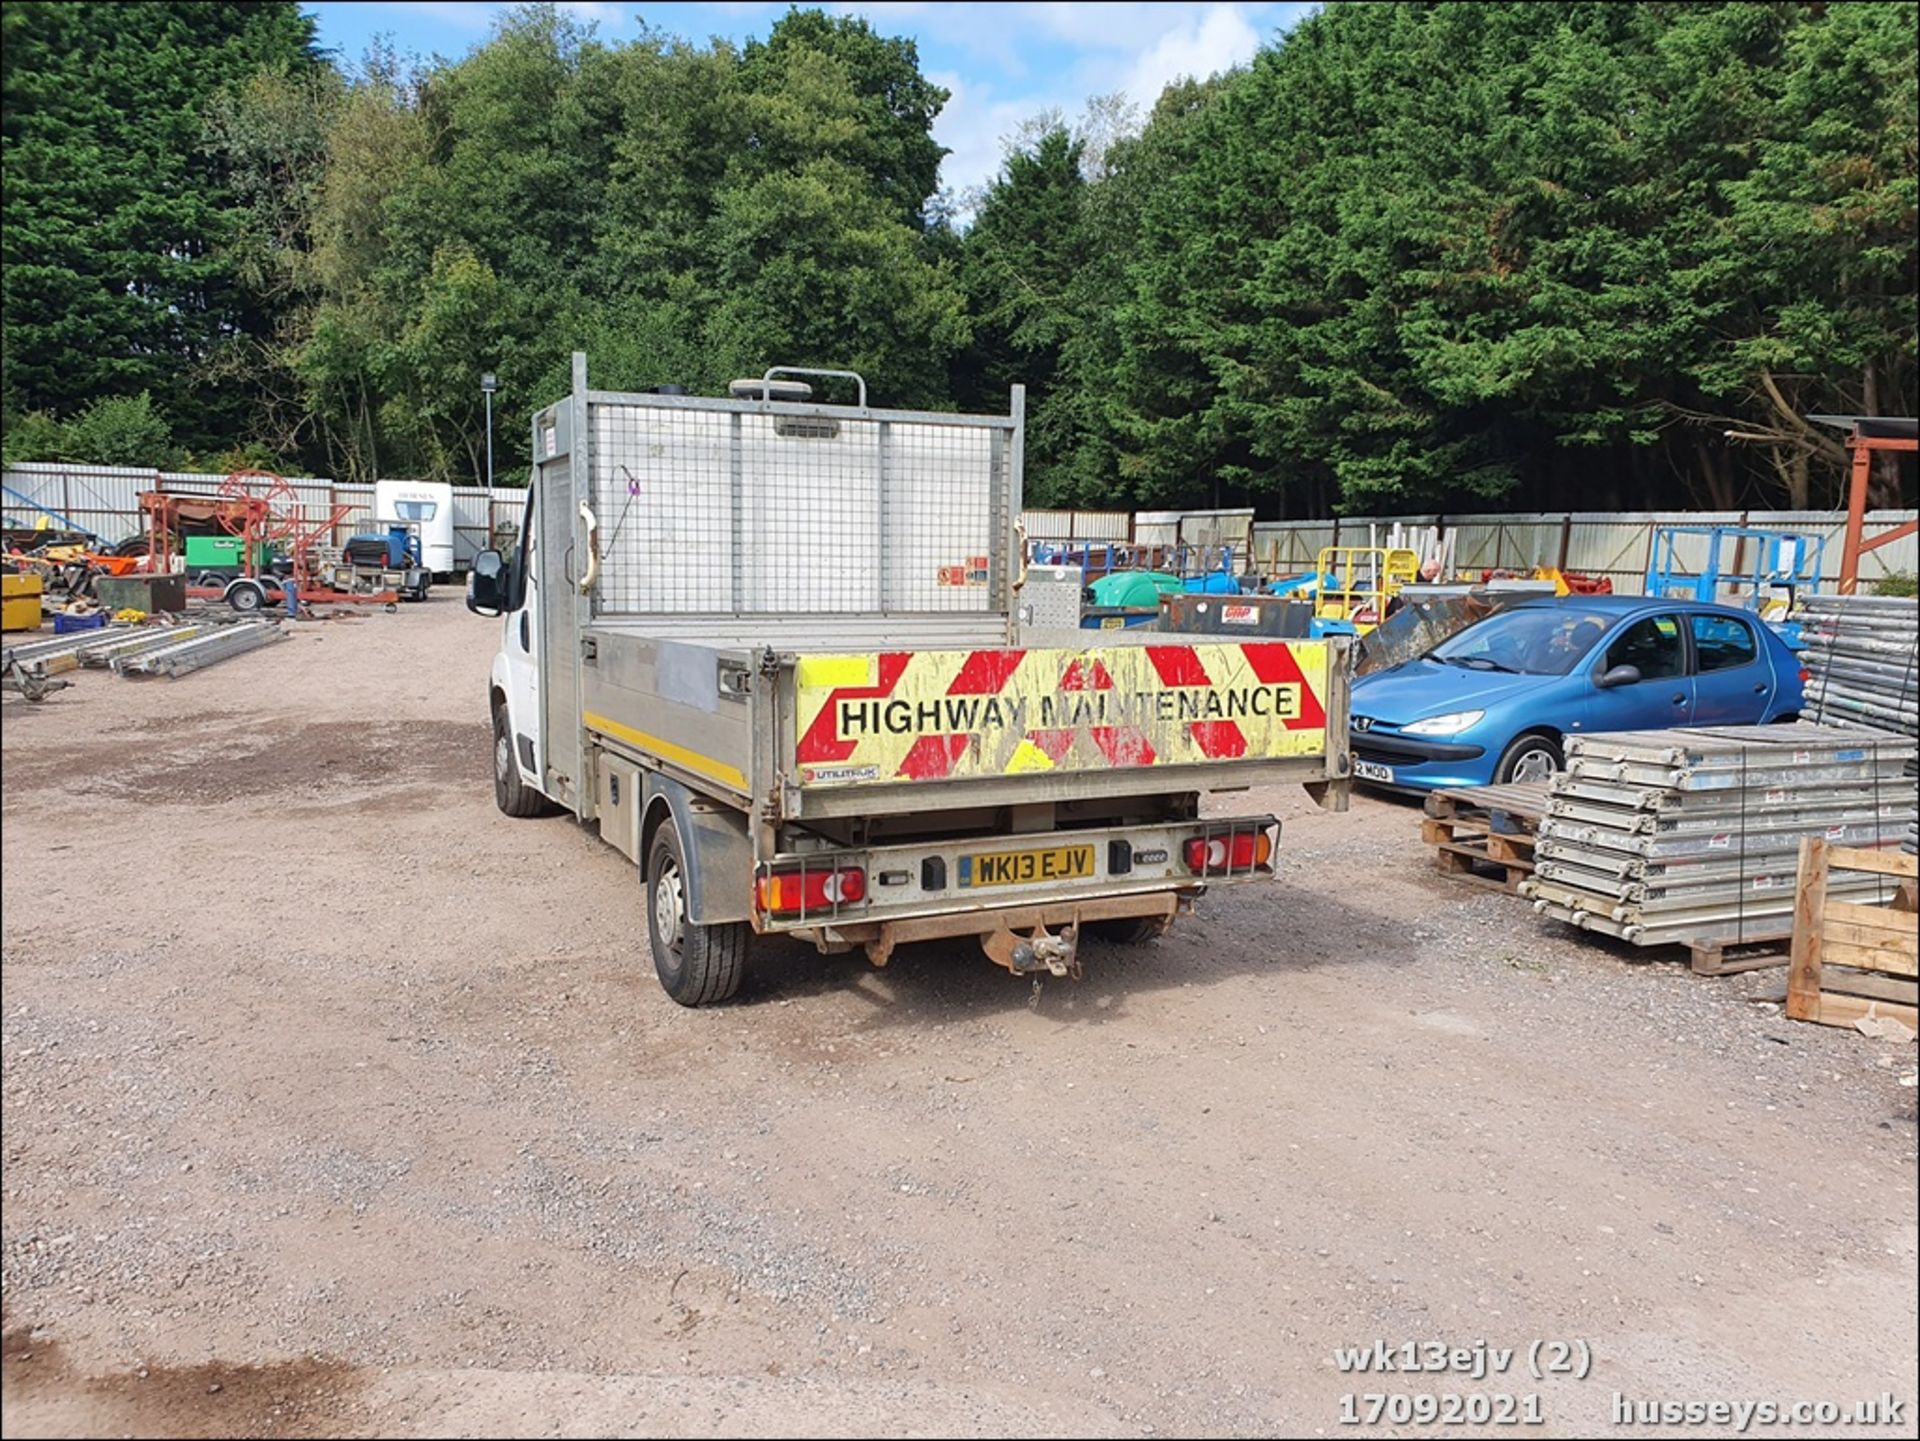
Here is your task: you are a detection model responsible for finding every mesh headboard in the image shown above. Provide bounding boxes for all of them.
[585,392,1017,617]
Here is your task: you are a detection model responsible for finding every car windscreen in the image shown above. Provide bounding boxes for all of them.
[1428,607,1613,676]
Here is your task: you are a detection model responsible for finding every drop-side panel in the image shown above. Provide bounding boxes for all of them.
[579,631,757,803]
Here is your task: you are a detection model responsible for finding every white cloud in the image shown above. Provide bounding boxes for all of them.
[929,70,1048,204]
[1118,5,1264,103]
[390,1,496,32]
[914,3,1292,204]
[558,1,636,26]
[834,0,1026,73]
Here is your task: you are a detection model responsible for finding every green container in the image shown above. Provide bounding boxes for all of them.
[184,535,272,568]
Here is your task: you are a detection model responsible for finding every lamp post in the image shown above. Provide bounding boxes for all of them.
[480,371,497,490]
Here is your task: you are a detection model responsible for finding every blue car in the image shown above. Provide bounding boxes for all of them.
[1348,596,1807,791]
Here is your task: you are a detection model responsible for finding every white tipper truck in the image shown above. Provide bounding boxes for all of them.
[467,356,1352,1005]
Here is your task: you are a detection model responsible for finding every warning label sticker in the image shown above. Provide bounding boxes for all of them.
[793,641,1332,787]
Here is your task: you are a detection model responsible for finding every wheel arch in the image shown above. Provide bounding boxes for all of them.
[640,773,753,926]
[1495,726,1565,783]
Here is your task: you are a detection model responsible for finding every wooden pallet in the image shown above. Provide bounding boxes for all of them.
[1684,934,1794,976]
[1787,840,1918,1031]
[1421,782,1550,894]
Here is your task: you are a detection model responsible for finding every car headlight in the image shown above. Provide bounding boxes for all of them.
[1402,709,1484,736]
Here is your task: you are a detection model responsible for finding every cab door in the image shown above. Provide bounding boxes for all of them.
[502,478,542,785]
[1585,612,1694,731]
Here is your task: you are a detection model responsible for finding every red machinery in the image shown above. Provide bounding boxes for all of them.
[1807,415,1919,594]
[142,472,398,611]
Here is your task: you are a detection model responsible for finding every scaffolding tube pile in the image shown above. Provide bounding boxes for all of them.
[1518,724,1917,948]
[1799,593,1919,737]
[2,622,137,676]
[111,621,286,678]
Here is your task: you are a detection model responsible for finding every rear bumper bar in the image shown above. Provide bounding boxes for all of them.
[753,815,1278,935]
[831,890,1183,971]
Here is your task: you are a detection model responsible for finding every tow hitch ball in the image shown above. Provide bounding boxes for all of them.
[984,922,1081,979]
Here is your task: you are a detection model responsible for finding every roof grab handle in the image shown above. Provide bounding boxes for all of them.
[762,367,866,409]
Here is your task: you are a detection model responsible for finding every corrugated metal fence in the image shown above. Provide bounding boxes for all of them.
[1244,511,1918,594]
[6,469,1913,592]
[1022,507,1916,593]
[1020,508,1132,542]
[2,463,529,569]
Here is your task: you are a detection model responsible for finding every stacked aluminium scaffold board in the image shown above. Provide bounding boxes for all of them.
[1519,724,1916,971]
[1798,593,1919,737]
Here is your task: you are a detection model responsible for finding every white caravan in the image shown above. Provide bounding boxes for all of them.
[373,480,455,576]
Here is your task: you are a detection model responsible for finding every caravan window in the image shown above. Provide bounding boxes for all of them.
[393,499,439,522]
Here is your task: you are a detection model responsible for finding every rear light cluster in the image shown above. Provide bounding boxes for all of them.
[756,863,866,917]
[1182,828,1273,875]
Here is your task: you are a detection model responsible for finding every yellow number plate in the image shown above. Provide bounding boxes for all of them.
[961,844,1096,888]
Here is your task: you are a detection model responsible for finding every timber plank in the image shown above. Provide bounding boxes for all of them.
[1787,838,1831,1022]
[1827,846,1919,880]
[1807,993,1919,1032]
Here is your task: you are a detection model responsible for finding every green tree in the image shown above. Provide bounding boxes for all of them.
[0,410,69,466]
[64,391,177,467]
[0,1,317,450]
[1080,1,1916,514]
[739,9,949,229]
[955,127,1090,500]
[704,161,968,406]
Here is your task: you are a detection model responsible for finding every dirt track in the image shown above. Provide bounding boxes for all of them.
[3,600,1915,1438]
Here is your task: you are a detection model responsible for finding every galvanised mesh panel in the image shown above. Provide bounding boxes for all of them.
[587,399,1006,617]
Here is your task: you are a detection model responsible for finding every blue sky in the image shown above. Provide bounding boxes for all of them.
[302,2,1318,199]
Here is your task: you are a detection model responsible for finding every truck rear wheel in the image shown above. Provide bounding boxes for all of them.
[646,821,747,1006]
[493,706,555,818]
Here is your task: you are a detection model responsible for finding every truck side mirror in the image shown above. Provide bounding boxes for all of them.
[1596,663,1641,689]
[467,549,508,617]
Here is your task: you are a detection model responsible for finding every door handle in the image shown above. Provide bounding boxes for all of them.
[1752,683,1766,694]
[1671,693,1686,704]
[519,611,530,652]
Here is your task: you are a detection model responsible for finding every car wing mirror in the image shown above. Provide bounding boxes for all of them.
[1596,663,1641,689]
[467,548,508,617]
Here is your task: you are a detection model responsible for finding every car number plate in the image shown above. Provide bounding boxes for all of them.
[1353,760,1394,783]
[960,844,1096,888]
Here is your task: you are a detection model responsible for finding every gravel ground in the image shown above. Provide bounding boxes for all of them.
[3,600,1916,1438]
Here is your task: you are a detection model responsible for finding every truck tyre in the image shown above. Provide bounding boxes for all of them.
[1494,732,1562,785]
[492,706,555,818]
[1085,917,1165,945]
[226,580,265,613]
[646,821,747,1007]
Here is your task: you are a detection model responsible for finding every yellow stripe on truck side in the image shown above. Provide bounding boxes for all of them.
[584,710,749,792]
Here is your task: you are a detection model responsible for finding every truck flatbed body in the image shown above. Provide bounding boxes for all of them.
[469,355,1352,1003]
